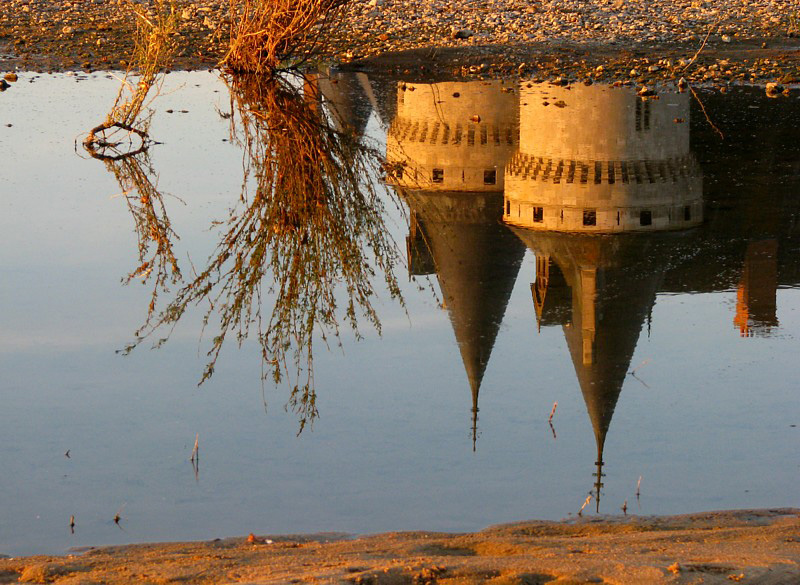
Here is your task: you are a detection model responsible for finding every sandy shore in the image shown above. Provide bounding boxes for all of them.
[1,509,798,584]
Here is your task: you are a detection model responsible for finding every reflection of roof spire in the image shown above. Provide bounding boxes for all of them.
[316,70,374,138]
[532,254,551,332]
[401,191,525,448]
[593,439,605,512]
[471,378,479,452]
[512,230,681,513]
[734,239,779,337]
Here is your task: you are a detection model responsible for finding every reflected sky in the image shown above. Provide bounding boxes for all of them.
[0,71,798,555]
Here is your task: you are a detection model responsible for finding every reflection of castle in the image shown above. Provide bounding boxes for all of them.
[505,84,702,233]
[506,84,706,509]
[386,80,519,192]
[319,73,800,494]
[385,80,524,448]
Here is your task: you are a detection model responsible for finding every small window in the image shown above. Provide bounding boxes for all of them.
[506,200,511,215]
[684,205,691,221]
[432,168,444,183]
[483,169,497,185]
[640,210,652,226]
[583,210,596,226]
[533,207,543,223]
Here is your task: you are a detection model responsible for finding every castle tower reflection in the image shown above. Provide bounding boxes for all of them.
[505,84,702,233]
[386,80,524,448]
[506,83,703,509]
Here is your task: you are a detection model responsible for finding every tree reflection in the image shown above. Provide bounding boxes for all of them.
[130,72,404,431]
[92,150,183,328]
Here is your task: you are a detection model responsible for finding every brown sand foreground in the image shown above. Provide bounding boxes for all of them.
[2,509,798,585]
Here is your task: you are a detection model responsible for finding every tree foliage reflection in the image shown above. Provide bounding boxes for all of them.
[128,73,404,431]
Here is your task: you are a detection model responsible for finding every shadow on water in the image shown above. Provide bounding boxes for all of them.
[94,72,405,432]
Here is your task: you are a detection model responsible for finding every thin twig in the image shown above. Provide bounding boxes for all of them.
[682,15,724,73]
[689,85,724,140]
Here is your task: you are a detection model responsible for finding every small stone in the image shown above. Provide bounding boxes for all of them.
[0,79,9,91]
[470,114,481,122]
[62,26,73,35]
[452,29,473,40]
[637,86,656,96]
[667,562,681,574]
[766,82,783,97]
[721,34,731,43]
[677,77,688,91]
[378,33,389,41]
[4,73,18,82]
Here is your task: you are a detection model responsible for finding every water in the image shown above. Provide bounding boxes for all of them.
[0,70,798,556]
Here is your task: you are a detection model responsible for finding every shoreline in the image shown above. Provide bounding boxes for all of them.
[0,0,798,85]
[1,508,798,584]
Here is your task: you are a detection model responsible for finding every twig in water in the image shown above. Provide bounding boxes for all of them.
[622,499,628,515]
[636,475,642,501]
[548,401,558,423]
[190,433,199,463]
[689,85,725,140]
[190,433,200,482]
[69,515,75,534]
[627,359,651,389]
[578,494,592,517]
[113,503,126,529]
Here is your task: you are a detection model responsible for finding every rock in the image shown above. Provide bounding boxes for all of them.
[0,79,9,91]
[470,114,481,122]
[62,26,73,35]
[452,29,473,40]
[20,563,73,583]
[721,34,731,43]
[677,77,688,91]
[4,72,18,82]
[766,82,783,97]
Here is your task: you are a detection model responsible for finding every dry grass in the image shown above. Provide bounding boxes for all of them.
[128,72,403,431]
[221,0,349,74]
[85,0,179,152]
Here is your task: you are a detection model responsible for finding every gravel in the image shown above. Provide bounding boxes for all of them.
[0,0,798,83]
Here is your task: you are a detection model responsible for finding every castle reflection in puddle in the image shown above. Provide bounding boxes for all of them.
[372,75,792,510]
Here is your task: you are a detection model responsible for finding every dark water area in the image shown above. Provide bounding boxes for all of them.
[0,70,798,556]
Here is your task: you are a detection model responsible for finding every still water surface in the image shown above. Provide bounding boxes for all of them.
[0,70,798,556]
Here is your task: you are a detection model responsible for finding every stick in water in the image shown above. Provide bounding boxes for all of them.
[578,494,592,516]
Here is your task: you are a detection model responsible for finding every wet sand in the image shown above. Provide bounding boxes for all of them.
[1,509,798,584]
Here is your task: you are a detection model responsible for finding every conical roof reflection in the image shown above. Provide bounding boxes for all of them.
[507,82,704,509]
[385,79,524,448]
